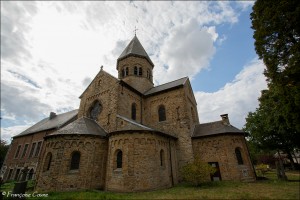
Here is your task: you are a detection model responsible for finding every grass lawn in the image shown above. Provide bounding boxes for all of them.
[1,170,299,199]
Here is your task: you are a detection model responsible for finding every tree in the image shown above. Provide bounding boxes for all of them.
[0,140,9,168]
[251,0,300,133]
[246,0,300,169]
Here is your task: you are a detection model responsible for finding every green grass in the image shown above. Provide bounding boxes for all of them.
[1,170,299,199]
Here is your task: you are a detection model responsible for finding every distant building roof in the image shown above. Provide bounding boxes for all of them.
[14,110,78,138]
[144,77,188,96]
[117,35,154,67]
[192,120,244,138]
[114,115,177,139]
[47,117,107,138]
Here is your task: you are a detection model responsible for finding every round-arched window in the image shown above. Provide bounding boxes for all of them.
[89,101,102,120]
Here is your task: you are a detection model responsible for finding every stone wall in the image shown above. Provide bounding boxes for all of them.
[105,131,177,192]
[35,135,108,191]
[78,70,119,132]
[143,85,195,173]
[117,56,154,93]
[192,134,256,181]
[117,84,142,124]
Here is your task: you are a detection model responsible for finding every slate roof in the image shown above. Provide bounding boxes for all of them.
[144,77,188,96]
[117,115,156,131]
[192,121,244,138]
[14,110,78,138]
[115,115,177,139]
[47,117,107,137]
[117,35,154,67]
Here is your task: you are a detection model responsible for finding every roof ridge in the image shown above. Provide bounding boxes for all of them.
[144,76,188,94]
[153,76,188,88]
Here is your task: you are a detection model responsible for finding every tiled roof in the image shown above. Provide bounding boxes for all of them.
[115,115,177,139]
[47,117,107,137]
[192,121,244,138]
[14,110,78,138]
[144,77,188,96]
[117,35,154,67]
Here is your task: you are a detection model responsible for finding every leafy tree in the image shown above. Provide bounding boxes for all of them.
[251,0,300,133]
[246,0,300,168]
[181,157,216,186]
[0,140,9,168]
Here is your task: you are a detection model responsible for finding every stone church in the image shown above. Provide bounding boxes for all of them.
[1,35,256,192]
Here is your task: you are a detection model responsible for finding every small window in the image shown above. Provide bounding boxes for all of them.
[131,103,137,120]
[134,66,138,75]
[43,152,52,172]
[34,142,42,157]
[116,150,122,168]
[15,145,21,158]
[14,169,21,181]
[160,149,165,167]
[158,105,166,122]
[70,151,80,170]
[7,169,13,180]
[139,67,143,76]
[121,69,125,78]
[29,143,36,158]
[125,67,129,76]
[27,169,34,180]
[235,148,244,165]
[21,144,29,158]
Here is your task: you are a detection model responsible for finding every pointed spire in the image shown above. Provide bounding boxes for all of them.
[117,35,154,67]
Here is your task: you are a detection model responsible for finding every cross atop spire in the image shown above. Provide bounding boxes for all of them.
[134,26,138,36]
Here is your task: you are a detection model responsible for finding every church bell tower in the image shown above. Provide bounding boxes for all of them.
[116,35,154,93]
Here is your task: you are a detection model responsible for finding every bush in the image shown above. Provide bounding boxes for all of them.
[181,158,216,186]
[255,164,270,177]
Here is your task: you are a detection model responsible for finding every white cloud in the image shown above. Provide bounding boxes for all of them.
[195,58,267,129]
[1,1,251,143]
[157,19,217,84]
[1,125,33,143]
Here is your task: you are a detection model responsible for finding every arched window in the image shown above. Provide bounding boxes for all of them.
[158,105,166,122]
[116,150,122,168]
[139,67,143,76]
[89,101,102,120]
[160,149,165,167]
[121,69,125,78]
[131,103,136,120]
[70,151,80,170]
[125,67,129,76]
[134,66,138,75]
[235,148,244,165]
[43,152,52,172]
[27,169,34,180]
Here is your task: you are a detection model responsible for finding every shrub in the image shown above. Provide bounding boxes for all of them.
[255,164,270,177]
[181,158,216,186]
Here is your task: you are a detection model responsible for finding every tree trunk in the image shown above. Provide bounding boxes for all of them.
[276,151,288,181]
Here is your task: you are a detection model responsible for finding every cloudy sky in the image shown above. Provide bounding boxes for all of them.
[1,1,267,143]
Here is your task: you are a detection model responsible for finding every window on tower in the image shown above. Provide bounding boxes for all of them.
[139,67,143,76]
[134,66,138,75]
